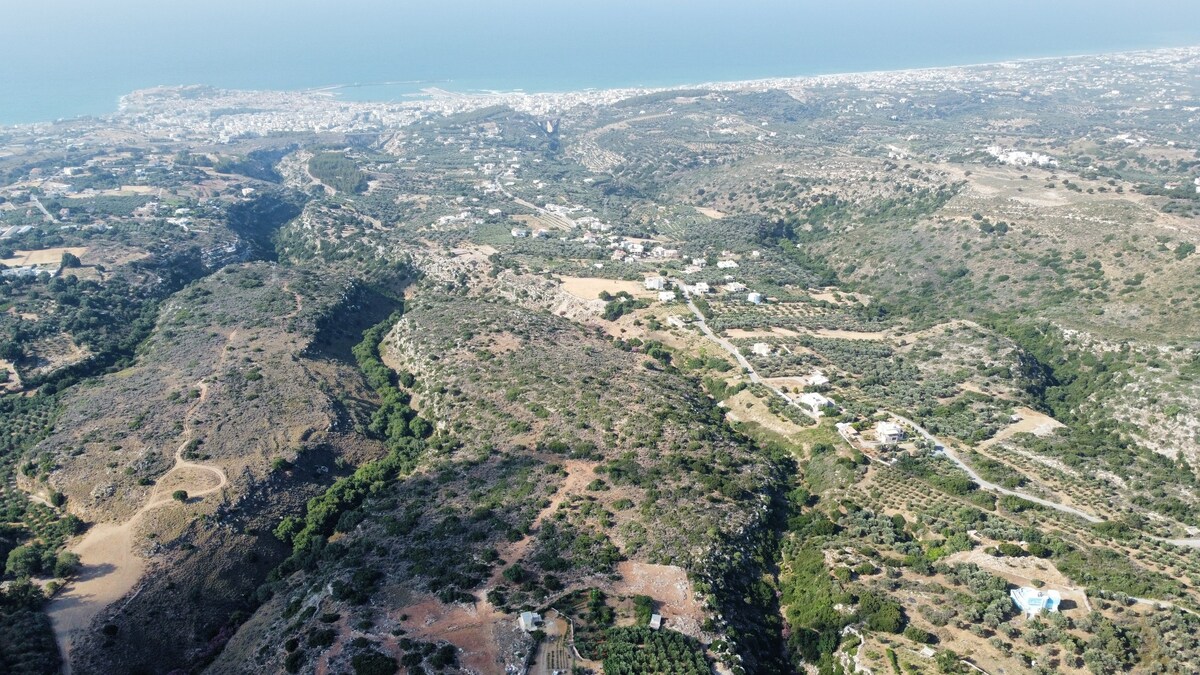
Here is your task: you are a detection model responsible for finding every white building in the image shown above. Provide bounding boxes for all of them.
[724,282,747,293]
[876,421,906,444]
[690,282,710,295]
[751,343,771,357]
[649,614,663,630]
[644,276,667,291]
[692,257,707,268]
[511,227,530,238]
[717,260,739,269]
[800,392,837,415]
[658,291,677,302]
[747,292,764,305]
[518,611,543,632]
[1010,588,1061,618]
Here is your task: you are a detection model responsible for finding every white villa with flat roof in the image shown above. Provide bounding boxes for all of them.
[645,276,667,291]
[876,421,906,445]
[1011,588,1061,617]
[799,392,836,415]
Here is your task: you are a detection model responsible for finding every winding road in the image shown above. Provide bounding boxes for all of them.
[677,287,1124,531]
[885,412,1104,524]
[679,288,1200,553]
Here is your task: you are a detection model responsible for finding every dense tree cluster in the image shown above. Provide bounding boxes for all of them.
[309,152,369,195]
[597,627,710,675]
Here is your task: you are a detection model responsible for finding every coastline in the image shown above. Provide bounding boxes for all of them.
[5,43,1199,131]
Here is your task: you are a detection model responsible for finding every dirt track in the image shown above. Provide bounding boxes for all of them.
[46,336,234,674]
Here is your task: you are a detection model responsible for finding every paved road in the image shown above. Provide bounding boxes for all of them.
[891,413,1200,552]
[678,285,1200,551]
[680,288,819,419]
[30,195,56,222]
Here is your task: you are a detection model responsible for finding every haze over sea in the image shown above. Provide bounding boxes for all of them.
[3,0,1200,126]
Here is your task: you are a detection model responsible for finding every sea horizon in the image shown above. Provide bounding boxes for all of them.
[4,0,1200,126]
[8,42,1200,130]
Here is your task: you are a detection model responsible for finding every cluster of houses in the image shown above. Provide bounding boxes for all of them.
[644,276,677,302]
[611,239,680,261]
[510,226,552,238]
[643,273,764,305]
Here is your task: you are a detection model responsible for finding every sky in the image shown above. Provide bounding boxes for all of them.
[2,1,1199,123]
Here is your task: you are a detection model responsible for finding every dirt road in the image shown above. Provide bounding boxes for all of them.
[887,412,1103,524]
[46,340,233,673]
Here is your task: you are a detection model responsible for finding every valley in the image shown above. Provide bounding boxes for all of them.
[0,46,1199,675]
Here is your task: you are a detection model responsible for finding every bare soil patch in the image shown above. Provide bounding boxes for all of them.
[724,389,811,438]
[2,246,88,267]
[46,521,144,670]
[977,406,1064,450]
[398,596,517,674]
[805,328,890,340]
[558,276,653,301]
[24,332,92,378]
[611,561,707,638]
[0,358,20,392]
[723,327,799,339]
[148,466,222,496]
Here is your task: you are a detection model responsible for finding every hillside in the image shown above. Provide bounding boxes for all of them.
[1,47,1199,675]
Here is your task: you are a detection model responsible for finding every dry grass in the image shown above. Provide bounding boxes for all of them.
[2,246,88,267]
[557,275,653,301]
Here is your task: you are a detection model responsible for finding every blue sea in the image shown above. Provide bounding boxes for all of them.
[2,0,1199,125]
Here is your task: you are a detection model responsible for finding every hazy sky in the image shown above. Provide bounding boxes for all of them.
[2,1,1199,122]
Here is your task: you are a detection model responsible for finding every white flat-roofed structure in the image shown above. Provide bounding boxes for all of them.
[644,276,667,291]
[518,611,542,632]
[800,392,836,415]
[876,421,906,444]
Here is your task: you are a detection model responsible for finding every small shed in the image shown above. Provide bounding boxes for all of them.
[649,614,663,630]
